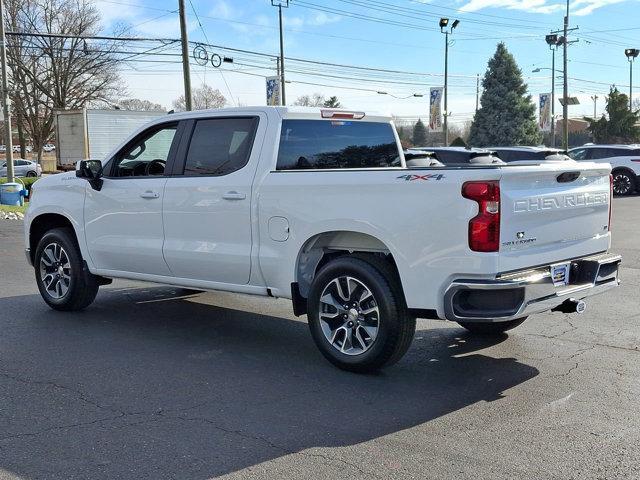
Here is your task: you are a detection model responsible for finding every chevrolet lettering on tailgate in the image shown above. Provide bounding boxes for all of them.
[514,192,608,213]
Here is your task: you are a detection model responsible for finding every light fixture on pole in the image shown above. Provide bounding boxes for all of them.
[272,0,289,106]
[439,17,459,146]
[625,48,639,110]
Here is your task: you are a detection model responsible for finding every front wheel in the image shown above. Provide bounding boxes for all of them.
[34,227,99,311]
[307,256,416,373]
[457,317,527,335]
[612,170,636,196]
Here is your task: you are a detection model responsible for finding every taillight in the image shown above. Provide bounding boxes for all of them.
[462,181,500,252]
[609,173,613,231]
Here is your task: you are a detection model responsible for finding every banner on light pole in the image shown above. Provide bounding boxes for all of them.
[266,76,281,106]
[429,87,443,132]
[539,93,552,132]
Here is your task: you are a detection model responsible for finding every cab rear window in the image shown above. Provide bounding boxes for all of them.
[276,120,400,170]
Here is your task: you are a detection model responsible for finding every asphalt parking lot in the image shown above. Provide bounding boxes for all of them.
[0,198,638,480]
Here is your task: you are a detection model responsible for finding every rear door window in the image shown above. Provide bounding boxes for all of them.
[183,117,258,176]
[276,120,400,170]
[568,148,588,160]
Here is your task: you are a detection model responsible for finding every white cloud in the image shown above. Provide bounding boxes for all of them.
[458,0,564,14]
[208,0,237,20]
[571,0,627,15]
[307,12,342,26]
[457,0,631,14]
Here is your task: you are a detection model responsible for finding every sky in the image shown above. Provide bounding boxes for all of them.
[95,0,640,125]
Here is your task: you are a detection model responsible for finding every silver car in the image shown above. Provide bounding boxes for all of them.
[0,159,42,177]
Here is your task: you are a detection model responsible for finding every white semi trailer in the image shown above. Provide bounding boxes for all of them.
[54,109,165,170]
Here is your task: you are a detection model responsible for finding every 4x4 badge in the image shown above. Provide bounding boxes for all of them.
[397,174,445,181]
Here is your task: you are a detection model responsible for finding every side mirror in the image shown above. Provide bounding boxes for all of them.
[76,160,104,191]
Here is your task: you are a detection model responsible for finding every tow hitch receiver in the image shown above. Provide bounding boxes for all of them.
[552,298,587,314]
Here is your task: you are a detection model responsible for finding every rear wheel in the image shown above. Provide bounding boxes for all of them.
[307,256,416,373]
[457,317,527,335]
[612,170,636,196]
[26,170,37,177]
[34,227,99,311]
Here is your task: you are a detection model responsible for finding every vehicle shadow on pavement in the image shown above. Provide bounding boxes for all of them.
[0,286,539,479]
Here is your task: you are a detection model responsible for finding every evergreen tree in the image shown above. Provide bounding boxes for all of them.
[323,96,342,108]
[412,118,427,146]
[586,87,640,143]
[450,136,467,147]
[468,43,541,147]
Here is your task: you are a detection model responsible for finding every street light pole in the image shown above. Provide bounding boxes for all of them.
[0,0,14,183]
[625,49,639,110]
[272,0,289,106]
[444,30,448,145]
[545,34,559,147]
[439,18,459,147]
[591,95,598,118]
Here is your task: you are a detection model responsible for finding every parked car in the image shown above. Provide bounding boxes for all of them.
[0,145,5,153]
[43,144,56,152]
[568,144,640,196]
[403,149,444,167]
[12,145,33,154]
[1,159,42,177]
[490,146,571,164]
[412,146,504,165]
[24,107,620,372]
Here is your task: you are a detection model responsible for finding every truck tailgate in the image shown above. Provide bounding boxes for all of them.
[499,162,611,272]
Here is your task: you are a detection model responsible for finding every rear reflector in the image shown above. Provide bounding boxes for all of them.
[321,110,365,119]
[462,181,501,252]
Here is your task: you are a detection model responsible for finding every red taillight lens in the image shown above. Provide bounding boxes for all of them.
[462,180,500,252]
[609,173,613,231]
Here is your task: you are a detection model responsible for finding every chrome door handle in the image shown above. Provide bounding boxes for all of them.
[222,191,246,200]
[140,191,160,199]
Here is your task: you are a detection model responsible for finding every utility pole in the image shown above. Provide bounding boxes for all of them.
[272,1,289,106]
[178,0,192,111]
[591,95,598,118]
[475,73,479,113]
[439,18,459,146]
[0,0,14,183]
[625,49,639,110]
[562,0,569,150]
[550,1,577,150]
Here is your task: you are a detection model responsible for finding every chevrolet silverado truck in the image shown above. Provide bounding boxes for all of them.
[24,107,621,372]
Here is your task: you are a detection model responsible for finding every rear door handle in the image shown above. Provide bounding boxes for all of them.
[222,191,246,200]
[140,191,160,199]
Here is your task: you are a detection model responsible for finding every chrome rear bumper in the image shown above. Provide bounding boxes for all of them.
[444,252,621,323]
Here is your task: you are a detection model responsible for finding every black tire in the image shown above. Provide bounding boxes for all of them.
[612,169,636,196]
[34,227,99,311]
[307,255,416,373]
[26,170,37,177]
[457,317,527,335]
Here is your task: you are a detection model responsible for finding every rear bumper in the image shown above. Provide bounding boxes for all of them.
[444,252,621,323]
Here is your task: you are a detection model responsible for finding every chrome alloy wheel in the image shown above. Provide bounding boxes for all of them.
[319,276,380,355]
[613,172,632,195]
[39,243,71,299]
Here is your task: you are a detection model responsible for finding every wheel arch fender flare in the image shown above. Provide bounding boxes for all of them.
[293,229,405,301]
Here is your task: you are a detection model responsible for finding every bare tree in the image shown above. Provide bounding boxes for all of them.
[173,85,226,111]
[118,98,165,111]
[293,93,325,107]
[5,0,122,160]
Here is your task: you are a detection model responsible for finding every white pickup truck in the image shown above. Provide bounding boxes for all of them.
[24,107,621,372]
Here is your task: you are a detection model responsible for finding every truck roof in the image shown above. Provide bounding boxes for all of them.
[149,106,393,123]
